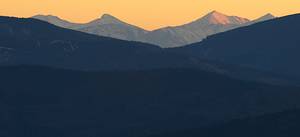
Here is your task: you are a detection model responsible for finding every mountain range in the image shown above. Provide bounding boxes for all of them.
[0,11,300,137]
[0,15,300,85]
[172,13,300,77]
[32,11,276,47]
[0,16,199,70]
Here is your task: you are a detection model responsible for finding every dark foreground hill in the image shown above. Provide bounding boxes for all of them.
[0,16,200,70]
[172,14,300,77]
[1,16,300,86]
[150,109,300,137]
[1,66,300,137]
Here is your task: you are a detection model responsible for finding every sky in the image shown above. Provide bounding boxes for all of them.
[0,0,300,30]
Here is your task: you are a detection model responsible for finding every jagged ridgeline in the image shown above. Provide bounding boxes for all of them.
[32,11,275,47]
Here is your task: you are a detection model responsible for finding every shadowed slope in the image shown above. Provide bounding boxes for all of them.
[150,109,300,137]
[172,14,300,77]
[1,16,300,86]
[1,66,300,137]
[0,16,199,70]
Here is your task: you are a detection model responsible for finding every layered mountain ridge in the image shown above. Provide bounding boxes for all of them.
[32,11,276,47]
[172,13,300,77]
[0,10,300,137]
[77,14,148,41]
[1,15,299,86]
[32,14,81,28]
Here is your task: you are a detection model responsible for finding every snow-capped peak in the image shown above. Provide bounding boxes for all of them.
[200,11,250,25]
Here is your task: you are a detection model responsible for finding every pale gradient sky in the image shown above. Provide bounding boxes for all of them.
[0,0,300,30]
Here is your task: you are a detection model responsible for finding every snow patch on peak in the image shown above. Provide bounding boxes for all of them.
[201,11,250,25]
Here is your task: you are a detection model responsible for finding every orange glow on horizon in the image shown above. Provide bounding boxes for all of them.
[0,0,299,30]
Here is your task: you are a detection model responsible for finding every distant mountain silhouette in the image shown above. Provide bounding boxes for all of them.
[76,14,148,41]
[149,109,300,137]
[140,11,250,47]
[33,11,275,48]
[200,11,250,25]
[1,15,300,86]
[1,66,300,137]
[0,16,202,70]
[242,13,276,26]
[33,14,148,41]
[32,15,81,29]
[172,14,300,77]
[251,13,276,23]
[1,13,299,137]
[87,14,127,25]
